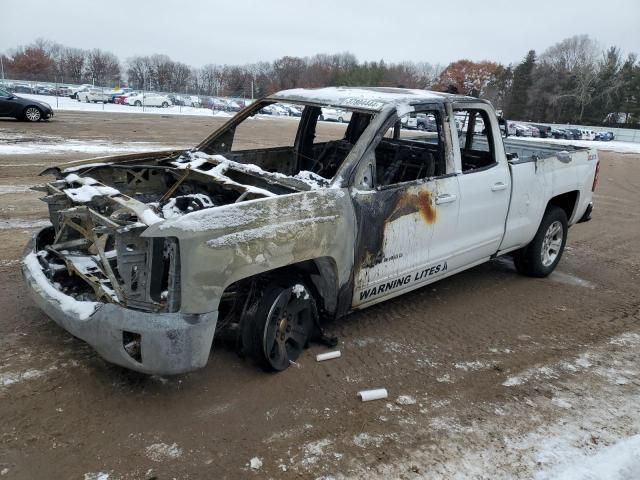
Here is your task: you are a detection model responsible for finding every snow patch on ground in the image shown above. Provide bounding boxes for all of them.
[83,473,110,480]
[454,360,496,371]
[145,442,183,462]
[343,330,640,479]
[0,218,51,230]
[396,395,417,405]
[0,185,38,194]
[535,434,640,480]
[301,438,332,466]
[0,135,185,155]
[550,271,596,289]
[0,365,58,389]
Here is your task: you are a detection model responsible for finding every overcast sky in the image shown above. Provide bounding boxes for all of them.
[1,0,639,67]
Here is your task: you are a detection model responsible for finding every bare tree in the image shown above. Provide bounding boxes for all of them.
[61,48,86,84]
[540,35,600,121]
[126,56,153,90]
[86,49,120,86]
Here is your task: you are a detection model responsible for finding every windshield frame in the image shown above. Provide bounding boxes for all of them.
[196,99,401,188]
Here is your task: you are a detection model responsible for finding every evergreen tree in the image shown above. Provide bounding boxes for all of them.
[506,50,536,119]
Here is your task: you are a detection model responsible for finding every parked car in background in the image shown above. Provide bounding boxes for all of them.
[113,92,135,105]
[188,96,202,108]
[125,92,172,107]
[55,86,72,97]
[0,87,54,121]
[271,104,290,116]
[12,84,34,94]
[283,104,302,117]
[531,124,552,138]
[225,100,242,112]
[417,113,438,131]
[319,107,352,123]
[580,129,596,140]
[595,131,614,141]
[109,88,133,103]
[69,84,94,99]
[78,88,111,103]
[513,123,533,137]
[549,127,569,139]
[210,98,228,110]
[564,128,582,140]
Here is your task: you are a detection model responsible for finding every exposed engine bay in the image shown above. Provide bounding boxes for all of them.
[34,143,341,314]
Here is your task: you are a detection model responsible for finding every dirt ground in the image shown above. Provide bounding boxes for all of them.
[0,112,639,479]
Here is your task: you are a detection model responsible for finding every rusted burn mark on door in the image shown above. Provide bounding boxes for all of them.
[387,191,437,224]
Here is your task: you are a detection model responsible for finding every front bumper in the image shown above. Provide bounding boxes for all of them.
[22,232,217,375]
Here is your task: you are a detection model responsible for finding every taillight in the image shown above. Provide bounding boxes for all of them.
[592,160,600,192]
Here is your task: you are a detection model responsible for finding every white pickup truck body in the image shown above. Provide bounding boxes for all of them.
[22,87,598,374]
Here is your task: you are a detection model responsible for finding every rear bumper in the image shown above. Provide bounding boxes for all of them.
[577,202,593,223]
[22,232,217,375]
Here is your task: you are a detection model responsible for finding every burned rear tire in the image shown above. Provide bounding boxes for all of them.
[513,206,568,277]
[242,282,316,371]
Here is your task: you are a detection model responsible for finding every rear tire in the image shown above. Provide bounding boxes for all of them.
[242,281,316,372]
[513,206,568,277]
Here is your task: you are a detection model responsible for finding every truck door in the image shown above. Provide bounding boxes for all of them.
[351,105,460,308]
[450,105,511,269]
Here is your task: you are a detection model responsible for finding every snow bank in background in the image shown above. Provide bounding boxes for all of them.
[20,94,218,117]
[517,136,640,154]
[0,139,186,155]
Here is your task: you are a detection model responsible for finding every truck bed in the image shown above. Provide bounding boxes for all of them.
[502,137,587,161]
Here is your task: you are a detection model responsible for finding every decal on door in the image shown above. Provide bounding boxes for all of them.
[356,261,448,303]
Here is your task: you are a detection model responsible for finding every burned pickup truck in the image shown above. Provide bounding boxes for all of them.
[23,87,599,374]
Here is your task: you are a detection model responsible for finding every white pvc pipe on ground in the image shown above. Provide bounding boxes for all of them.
[316,350,341,362]
[357,388,388,402]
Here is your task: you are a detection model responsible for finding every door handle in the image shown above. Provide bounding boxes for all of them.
[435,193,457,205]
[491,182,507,192]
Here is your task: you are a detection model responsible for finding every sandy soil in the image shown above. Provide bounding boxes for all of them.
[0,112,638,479]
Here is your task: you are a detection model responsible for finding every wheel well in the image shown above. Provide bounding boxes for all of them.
[217,257,340,330]
[547,191,578,221]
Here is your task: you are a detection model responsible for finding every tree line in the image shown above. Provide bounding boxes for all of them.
[1,35,638,125]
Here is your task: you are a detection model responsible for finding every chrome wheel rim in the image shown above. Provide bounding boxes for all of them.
[262,287,312,370]
[25,108,40,121]
[541,220,563,267]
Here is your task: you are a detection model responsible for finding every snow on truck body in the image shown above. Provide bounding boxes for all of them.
[22,87,599,374]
